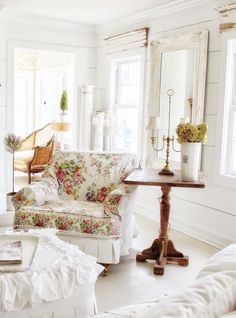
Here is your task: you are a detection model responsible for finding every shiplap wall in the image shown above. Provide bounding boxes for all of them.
[96,0,236,248]
[0,20,97,193]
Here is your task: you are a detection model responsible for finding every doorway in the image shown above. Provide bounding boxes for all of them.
[13,47,77,188]
[14,47,76,144]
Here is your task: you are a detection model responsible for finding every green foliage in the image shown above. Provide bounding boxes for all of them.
[60,90,68,113]
[4,133,22,153]
[176,122,208,143]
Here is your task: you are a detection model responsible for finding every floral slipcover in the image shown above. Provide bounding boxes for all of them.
[13,151,137,238]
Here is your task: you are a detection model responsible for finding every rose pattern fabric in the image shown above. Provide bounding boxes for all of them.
[15,200,120,237]
[104,184,137,216]
[43,151,136,202]
[12,177,58,211]
[13,151,137,238]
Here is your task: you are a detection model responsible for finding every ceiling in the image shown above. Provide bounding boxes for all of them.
[0,0,176,25]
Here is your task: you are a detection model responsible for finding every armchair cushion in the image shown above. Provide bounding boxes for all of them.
[14,200,120,237]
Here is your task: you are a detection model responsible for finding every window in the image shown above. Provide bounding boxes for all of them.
[221,38,236,177]
[111,58,142,154]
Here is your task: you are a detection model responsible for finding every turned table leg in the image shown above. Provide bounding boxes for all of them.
[136,185,189,275]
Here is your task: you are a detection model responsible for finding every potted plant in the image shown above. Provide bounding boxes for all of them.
[4,133,22,211]
[60,90,68,122]
[176,122,207,181]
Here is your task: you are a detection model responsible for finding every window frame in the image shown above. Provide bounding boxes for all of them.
[110,53,145,158]
[215,30,236,189]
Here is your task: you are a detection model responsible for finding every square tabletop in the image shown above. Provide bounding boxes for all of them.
[123,168,205,188]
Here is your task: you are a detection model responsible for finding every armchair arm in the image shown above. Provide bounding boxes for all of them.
[12,177,59,211]
[104,184,137,217]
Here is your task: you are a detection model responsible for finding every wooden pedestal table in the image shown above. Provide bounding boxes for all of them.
[123,168,205,275]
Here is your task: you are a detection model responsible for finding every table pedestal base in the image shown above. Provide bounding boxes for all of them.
[136,238,189,275]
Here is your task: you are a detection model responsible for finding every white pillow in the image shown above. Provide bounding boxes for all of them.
[198,243,236,279]
[138,271,236,318]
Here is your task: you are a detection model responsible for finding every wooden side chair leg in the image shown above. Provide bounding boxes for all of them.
[28,170,31,184]
[101,264,110,276]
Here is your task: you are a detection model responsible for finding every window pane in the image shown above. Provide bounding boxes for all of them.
[231,141,236,172]
[113,58,141,154]
[232,53,236,105]
[119,63,129,85]
[127,85,140,105]
[119,85,128,104]
[232,110,236,141]
[114,107,139,152]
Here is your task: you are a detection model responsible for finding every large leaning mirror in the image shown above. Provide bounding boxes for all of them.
[149,31,208,163]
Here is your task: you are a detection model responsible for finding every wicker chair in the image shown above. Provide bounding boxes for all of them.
[14,124,55,183]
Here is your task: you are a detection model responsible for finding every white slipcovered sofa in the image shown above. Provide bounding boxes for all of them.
[96,242,236,317]
[12,151,137,267]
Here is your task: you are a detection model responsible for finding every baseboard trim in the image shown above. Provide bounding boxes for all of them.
[135,202,232,249]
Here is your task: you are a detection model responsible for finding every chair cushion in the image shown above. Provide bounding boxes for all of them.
[14,150,34,170]
[14,200,121,238]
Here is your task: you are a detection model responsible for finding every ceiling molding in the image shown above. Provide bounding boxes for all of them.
[96,0,214,34]
[0,10,96,33]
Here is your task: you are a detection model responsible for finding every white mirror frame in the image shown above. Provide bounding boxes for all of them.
[149,30,209,123]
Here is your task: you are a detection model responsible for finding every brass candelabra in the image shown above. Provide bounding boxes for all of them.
[148,89,180,176]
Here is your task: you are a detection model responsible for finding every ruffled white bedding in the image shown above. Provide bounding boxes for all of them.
[96,243,236,318]
[1,230,103,317]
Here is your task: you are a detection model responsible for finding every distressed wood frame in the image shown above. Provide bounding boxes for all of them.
[149,30,209,124]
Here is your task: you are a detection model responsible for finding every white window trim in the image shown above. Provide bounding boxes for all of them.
[109,49,146,160]
[214,29,236,189]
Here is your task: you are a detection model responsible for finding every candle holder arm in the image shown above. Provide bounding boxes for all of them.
[151,136,165,152]
[172,137,181,153]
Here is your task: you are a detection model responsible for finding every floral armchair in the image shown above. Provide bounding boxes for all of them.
[12,151,138,267]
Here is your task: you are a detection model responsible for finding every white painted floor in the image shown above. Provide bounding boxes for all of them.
[96,214,219,312]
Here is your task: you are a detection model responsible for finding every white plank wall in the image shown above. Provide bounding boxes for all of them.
[95,0,236,248]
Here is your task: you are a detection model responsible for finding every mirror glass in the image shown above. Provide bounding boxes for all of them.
[158,49,195,161]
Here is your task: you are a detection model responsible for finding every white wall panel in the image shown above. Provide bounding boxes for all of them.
[0,39,7,59]
[0,83,6,106]
[205,83,219,115]
[204,115,216,146]
[0,60,6,83]
[207,51,220,84]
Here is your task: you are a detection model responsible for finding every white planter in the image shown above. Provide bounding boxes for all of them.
[6,192,16,211]
[60,112,68,122]
[181,142,201,181]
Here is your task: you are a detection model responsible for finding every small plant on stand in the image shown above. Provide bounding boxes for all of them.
[60,90,68,122]
[4,133,22,210]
